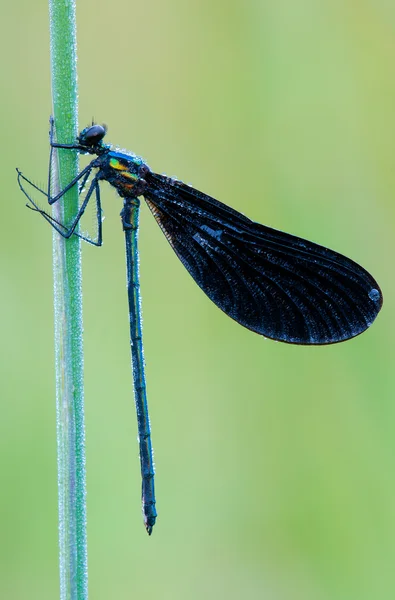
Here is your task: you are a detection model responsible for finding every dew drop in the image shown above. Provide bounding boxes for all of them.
[368,288,381,302]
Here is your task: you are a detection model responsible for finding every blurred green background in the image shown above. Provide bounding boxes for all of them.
[1,1,394,598]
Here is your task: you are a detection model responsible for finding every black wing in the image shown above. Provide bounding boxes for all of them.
[144,172,382,344]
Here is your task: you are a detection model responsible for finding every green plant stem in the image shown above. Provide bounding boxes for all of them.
[49,1,87,598]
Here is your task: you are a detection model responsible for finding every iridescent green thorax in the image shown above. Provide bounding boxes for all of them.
[101,150,149,198]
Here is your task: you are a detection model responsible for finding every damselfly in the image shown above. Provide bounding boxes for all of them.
[17,118,383,534]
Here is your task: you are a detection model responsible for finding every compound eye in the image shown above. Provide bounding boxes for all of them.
[79,124,107,146]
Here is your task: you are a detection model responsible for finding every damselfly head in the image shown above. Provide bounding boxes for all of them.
[78,124,107,149]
